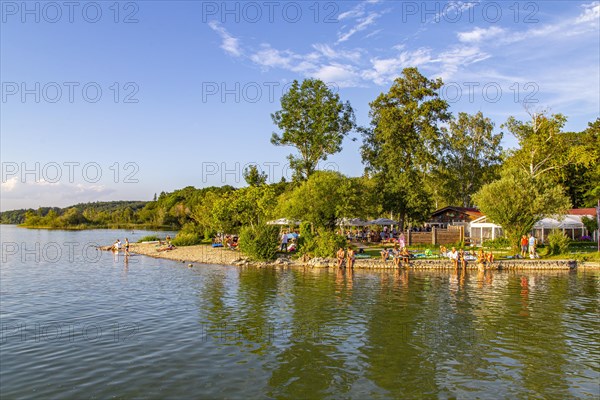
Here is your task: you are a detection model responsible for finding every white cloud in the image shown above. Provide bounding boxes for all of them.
[457,27,505,43]
[1,176,18,192]
[312,64,360,87]
[250,45,316,73]
[436,46,490,80]
[208,21,242,57]
[312,43,362,62]
[576,2,600,24]
[361,48,434,85]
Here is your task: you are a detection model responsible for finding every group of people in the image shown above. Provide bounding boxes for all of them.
[112,238,130,256]
[279,231,299,252]
[520,234,539,259]
[380,245,411,267]
[443,246,494,269]
[339,228,409,244]
[336,247,356,269]
[213,234,239,249]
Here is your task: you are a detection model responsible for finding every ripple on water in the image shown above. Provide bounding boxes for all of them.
[1,227,599,399]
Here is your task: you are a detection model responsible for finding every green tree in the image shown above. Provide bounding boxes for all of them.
[243,165,268,187]
[503,110,593,182]
[473,168,571,252]
[434,111,502,207]
[361,67,451,228]
[276,171,365,229]
[556,119,600,207]
[271,79,355,180]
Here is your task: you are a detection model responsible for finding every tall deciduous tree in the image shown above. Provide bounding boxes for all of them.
[271,79,355,181]
[473,168,571,252]
[361,67,450,228]
[434,112,503,207]
[557,119,600,207]
[503,110,592,182]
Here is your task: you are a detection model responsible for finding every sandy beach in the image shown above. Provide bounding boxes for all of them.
[129,242,244,265]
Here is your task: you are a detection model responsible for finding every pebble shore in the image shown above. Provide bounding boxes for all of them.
[121,243,598,270]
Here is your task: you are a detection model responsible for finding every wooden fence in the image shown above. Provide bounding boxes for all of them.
[406,226,464,246]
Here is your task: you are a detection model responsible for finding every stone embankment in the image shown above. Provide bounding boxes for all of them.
[101,243,597,270]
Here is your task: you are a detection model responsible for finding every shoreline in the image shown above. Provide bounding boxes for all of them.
[125,243,599,270]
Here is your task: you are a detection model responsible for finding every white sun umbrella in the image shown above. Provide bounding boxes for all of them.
[369,217,398,226]
[337,218,368,226]
[267,218,301,226]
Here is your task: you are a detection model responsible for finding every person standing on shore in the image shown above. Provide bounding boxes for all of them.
[336,247,346,268]
[459,248,467,269]
[528,234,537,259]
[520,235,528,257]
[280,231,289,252]
[346,247,355,269]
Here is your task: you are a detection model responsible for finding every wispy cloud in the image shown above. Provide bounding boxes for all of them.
[312,43,362,62]
[457,26,505,43]
[335,0,387,43]
[249,45,316,73]
[361,48,434,85]
[208,21,242,57]
[337,12,382,43]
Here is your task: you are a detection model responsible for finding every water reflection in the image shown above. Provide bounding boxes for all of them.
[1,225,598,400]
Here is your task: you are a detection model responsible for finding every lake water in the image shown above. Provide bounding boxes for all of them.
[1,225,599,399]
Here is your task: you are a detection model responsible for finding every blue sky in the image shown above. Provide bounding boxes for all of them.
[1,0,599,211]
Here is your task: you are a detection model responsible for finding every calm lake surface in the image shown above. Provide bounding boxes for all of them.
[1,225,598,399]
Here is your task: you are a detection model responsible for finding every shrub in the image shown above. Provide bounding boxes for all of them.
[171,232,201,246]
[546,230,570,255]
[138,235,160,242]
[299,228,347,258]
[238,223,280,261]
[482,237,511,249]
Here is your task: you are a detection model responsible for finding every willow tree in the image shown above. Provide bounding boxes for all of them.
[271,79,355,181]
[361,67,450,228]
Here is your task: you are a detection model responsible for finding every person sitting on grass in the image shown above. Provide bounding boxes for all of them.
[439,245,448,258]
[486,251,494,264]
[380,248,390,262]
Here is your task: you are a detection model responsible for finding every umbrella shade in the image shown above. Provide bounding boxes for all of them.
[369,218,398,225]
[267,218,301,226]
[337,218,368,226]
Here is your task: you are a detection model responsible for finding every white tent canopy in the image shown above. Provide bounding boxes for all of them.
[533,214,592,241]
[533,215,589,229]
[470,214,594,243]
